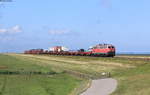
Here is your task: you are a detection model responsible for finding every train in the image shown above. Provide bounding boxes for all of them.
[24,44,116,57]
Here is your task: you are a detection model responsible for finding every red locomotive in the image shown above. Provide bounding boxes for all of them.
[89,44,115,57]
[24,44,115,57]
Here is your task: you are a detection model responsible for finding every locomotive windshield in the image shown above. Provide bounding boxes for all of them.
[108,46,115,48]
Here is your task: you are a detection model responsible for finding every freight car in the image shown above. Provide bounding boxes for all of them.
[24,44,115,57]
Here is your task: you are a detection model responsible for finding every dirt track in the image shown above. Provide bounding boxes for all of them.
[81,78,117,95]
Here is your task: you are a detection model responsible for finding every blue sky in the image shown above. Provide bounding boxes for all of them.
[0,0,150,53]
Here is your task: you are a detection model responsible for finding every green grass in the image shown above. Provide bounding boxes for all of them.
[112,61,150,95]
[0,54,54,72]
[9,54,135,77]
[0,54,83,95]
[0,74,82,95]
[3,54,150,95]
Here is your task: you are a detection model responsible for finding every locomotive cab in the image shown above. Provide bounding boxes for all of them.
[107,45,115,57]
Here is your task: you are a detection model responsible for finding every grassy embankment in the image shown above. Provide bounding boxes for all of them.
[1,54,150,95]
[0,54,84,95]
[7,54,150,95]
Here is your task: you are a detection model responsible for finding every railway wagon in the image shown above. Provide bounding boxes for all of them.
[24,49,44,54]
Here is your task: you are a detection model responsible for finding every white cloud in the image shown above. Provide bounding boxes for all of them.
[10,25,22,33]
[48,29,70,35]
[0,29,8,33]
[0,25,22,34]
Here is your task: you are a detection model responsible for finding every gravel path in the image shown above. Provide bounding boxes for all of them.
[81,78,117,95]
